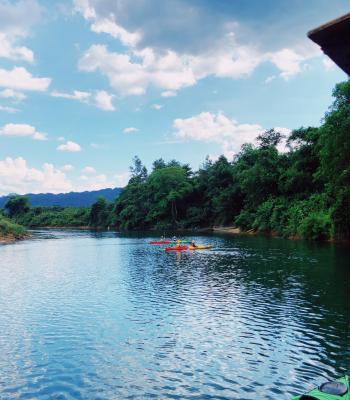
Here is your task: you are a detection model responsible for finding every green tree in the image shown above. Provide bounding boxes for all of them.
[4,196,30,218]
[89,197,108,227]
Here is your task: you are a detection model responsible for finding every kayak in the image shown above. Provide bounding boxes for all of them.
[149,240,191,245]
[165,246,189,251]
[188,245,213,250]
[149,240,172,244]
[292,376,350,399]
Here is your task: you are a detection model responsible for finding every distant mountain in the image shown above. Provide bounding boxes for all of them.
[0,188,123,209]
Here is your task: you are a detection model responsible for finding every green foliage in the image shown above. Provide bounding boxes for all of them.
[89,197,109,227]
[0,215,27,239]
[5,196,30,217]
[14,206,90,227]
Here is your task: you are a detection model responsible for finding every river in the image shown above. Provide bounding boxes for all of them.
[0,230,349,399]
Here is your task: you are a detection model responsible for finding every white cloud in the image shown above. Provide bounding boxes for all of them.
[78,41,315,98]
[58,136,65,141]
[173,111,292,158]
[0,156,121,196]
[0,67,51,91]
[81,166,96,174]
[0,105,19,113]
[51,89,115,111]
[322,57,336,71]
[174,111,264,158]
[0,157,73,195]
[79,44,196,96]
[114,171,130,187]
[161,90,177,97]
[0,88,26,102]
[51,90,91,101]
[57,141,81,152]
[268,48,304,80]
[264,75,276,84]
[0,123,47,140]
[151,103,163,110]
[94,90,115,111]
[123,127,139,133]
[91,19,140,47]
[0,0,41,64]
[0,33,33,62]
[75,1,324,97]
[77,173,115,191]
[61,164,74,172]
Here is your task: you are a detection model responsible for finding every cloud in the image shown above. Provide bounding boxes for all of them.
[0,105,19,113]
[51,90,91,101]
[123,127,139,133]
[81,166,96,174]
[264,75,276,84]
[77,173,115,191]
[79,44,196,95]
[61,164,74,172]
[0,156,123,196]
[114,171,130,187]
[0,123,47,140]
[0,67,51,91]
[322,57,336,71]
[94,90,115,111]
[269,48,304,80]
[51,89,115,111]
[90,18,141,47]
[57,141,81,152]
[76,0,322,98]
[0,33,33,62]
[151,103,163,110]
[0,88,26,102]
[0,0,41,63]
[173,111,290,158]
[161,90,177,97]
[0,156,73,195]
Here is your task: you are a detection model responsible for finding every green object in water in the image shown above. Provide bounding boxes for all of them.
[292,376,350,400]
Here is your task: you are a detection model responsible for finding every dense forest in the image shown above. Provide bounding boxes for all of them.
[2,80,350,241]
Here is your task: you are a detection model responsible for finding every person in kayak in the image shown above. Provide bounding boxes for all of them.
[190,240,198,248]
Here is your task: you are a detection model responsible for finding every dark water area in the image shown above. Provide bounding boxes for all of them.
[0,230,349,399]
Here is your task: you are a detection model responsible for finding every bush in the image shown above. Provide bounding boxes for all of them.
[0,215,27,239]
[298,211,332,240]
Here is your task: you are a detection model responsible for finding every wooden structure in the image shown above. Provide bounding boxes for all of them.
[308,12,350,75]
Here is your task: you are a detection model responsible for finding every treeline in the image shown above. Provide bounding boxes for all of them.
[2,80,350,240]
[113,80,350,240]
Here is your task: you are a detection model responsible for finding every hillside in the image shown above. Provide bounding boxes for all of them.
[0,188,123,209]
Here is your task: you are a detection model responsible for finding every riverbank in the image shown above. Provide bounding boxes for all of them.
[0,215,28,243]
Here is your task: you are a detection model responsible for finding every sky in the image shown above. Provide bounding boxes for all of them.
[0,0,348,195]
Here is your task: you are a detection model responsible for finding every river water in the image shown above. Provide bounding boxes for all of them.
[0,230,349,399]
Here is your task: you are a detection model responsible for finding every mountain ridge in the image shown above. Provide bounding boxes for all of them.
[0,187,123,208]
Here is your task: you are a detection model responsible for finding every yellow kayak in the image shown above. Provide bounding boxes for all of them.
[188,245,213,250]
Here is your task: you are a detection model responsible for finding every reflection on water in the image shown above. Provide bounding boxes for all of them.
[0,230,349,399]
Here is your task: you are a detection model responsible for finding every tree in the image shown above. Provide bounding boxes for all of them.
[257,128,284,149]
[89,197,108,226]
[129,156,148,183]
[4,196,30,218]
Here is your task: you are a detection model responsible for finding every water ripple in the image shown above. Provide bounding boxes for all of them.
[0,231,349,399]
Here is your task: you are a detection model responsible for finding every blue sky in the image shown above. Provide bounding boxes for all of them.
[0,0,348,195]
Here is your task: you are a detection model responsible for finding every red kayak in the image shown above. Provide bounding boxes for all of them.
[165,246,189,251]
[149,240,172,244]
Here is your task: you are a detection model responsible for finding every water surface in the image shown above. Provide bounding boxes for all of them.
[0,230,349,399]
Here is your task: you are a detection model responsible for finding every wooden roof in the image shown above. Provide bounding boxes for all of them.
[308,13,350,75]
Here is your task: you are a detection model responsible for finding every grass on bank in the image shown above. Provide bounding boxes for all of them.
[0,215,28,240]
